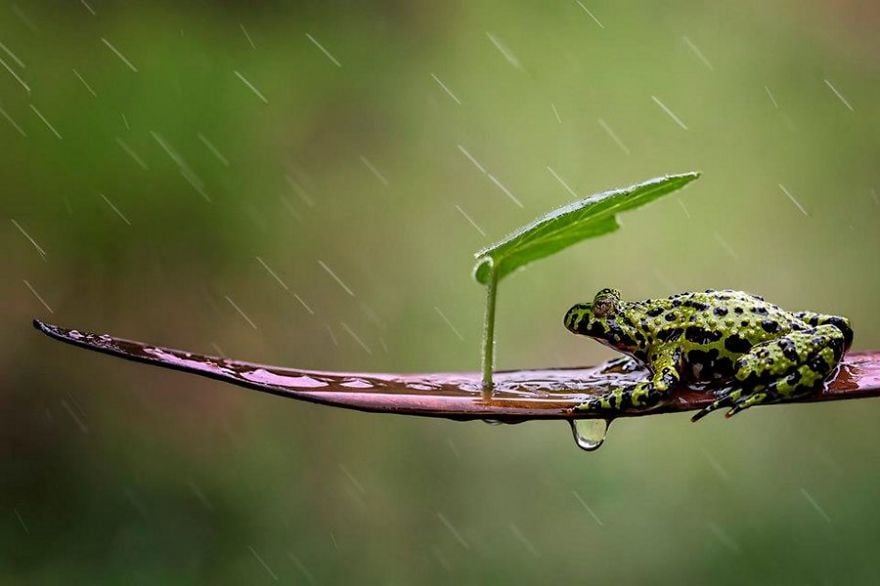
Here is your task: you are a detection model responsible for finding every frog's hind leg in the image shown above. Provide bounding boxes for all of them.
[793,311,853,349]
[691,325,845,421]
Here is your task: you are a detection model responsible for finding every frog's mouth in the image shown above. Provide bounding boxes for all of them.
[563,303,592,334]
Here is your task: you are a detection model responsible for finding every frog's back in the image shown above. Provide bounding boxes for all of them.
[645,289,806,381]
[691,289,802,332]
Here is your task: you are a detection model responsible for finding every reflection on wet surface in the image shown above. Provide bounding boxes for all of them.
[33,320,880,422]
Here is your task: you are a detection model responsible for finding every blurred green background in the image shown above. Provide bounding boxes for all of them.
[3,1,880,583]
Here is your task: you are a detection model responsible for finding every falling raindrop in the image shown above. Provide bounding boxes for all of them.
[568,418,611,451]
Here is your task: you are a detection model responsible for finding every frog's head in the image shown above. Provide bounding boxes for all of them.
[564,288,639,352]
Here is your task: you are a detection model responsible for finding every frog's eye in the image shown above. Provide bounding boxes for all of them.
[593,299,617,318]
[592,288,621,317]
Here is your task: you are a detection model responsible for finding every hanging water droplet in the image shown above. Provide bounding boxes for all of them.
[482,419,504,426]
[568,418,611,451]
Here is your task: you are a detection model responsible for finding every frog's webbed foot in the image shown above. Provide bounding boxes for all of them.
[692,379,801,421]
[691,325,846,422]
[691,386,765,421]
[574,383,648,413]
[574,381,666,413]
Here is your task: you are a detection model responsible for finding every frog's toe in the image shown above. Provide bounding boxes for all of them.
[725,391,769,418]
[576,384,667,413]
[573,396,614,412]
[574,389,630,412]
[691,388,743,422]
[573,400,600,413]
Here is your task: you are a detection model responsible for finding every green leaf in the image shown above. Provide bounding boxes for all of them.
[472,172,701,284]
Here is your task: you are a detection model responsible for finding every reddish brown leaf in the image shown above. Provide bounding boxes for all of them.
[33,320,880,423]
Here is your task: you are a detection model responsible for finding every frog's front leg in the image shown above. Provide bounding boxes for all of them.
[576,346,681,412]
[692,325,846,421]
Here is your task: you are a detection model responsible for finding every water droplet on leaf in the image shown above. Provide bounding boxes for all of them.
[568,418,611,451]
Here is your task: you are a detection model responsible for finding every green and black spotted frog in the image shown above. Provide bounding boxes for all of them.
[564,288,853,420]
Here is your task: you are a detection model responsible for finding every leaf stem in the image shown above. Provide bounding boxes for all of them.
[481,267,499,396]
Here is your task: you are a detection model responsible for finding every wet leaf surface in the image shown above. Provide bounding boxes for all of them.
[33,319,880,423]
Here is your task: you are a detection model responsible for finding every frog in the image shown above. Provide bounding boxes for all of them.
[563,288,853,420]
